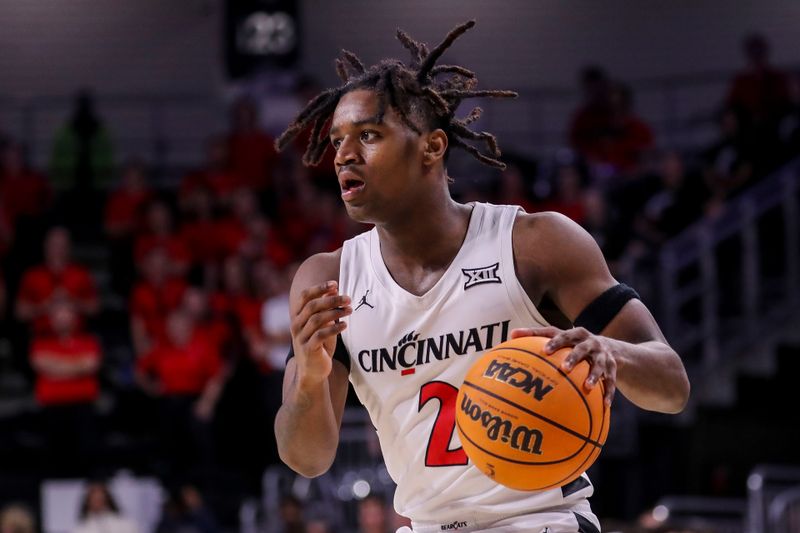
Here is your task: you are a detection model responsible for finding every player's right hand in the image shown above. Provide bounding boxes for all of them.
[290,280,352,385]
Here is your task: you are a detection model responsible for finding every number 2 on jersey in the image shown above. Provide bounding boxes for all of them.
[418,381,469,467]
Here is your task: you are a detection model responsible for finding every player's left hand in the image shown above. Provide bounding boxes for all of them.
[511,326,618,406]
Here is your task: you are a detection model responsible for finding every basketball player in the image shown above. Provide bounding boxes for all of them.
[274,21,690,533]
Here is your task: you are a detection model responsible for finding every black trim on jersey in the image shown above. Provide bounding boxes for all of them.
[574,512,600,533]
[561,475,591,498]
[573,283,640,334]
[285,335,351,372]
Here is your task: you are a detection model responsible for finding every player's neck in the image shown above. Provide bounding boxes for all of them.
[376,195,472,269]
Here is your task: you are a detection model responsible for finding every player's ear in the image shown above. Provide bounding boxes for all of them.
[423,129,448,166]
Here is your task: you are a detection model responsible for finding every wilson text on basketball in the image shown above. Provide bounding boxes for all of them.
[459,392,544,454]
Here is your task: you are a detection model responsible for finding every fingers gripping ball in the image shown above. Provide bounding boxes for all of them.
[455,336,610,491]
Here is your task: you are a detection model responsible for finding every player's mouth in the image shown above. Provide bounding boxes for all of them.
[339,171,366,201]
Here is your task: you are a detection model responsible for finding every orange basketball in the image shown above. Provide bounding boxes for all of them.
[455,336,610,491]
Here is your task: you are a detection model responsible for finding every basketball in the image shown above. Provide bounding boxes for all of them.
[455,336,611,491]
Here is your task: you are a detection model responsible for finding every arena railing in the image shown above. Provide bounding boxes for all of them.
[767,486,800,533]
[649,495,746,533]
[747,464,800,533]
[260,407,394,532]
[656,157,800,393]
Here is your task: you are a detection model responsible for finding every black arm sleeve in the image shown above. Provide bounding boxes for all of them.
[573,283,640,334]
[285,335,351,372]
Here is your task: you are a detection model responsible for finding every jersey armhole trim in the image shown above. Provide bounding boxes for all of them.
[501,207,550,328]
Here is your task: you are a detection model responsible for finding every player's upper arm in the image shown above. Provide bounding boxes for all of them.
[289,250,342,317]
[285,249,350,422]
[513,211,665,344]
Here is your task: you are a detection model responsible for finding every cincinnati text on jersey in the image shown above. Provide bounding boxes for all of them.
[356,320,511,374]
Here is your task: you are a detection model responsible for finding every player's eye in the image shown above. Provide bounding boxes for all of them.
[360,130,379,142]
[331,138,342,149]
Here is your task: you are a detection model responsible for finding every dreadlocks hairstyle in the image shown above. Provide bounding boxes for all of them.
[275,20,518,170]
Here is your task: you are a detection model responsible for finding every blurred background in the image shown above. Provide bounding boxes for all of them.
[0,1,799,532]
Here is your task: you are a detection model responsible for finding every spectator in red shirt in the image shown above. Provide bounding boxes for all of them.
[237,215,293,269]
[135,310,225,483]
[536,162,588,225]
[130,247,188,355]
[134,200,190,276]
[0,141,53,226]
[16,226,100,334]
[0,141,52,271]
[727,33,791,137]
[181,286,229,353]
[179,135,245,210]
[178,186,221,278]
[0,204,12,262]
[212,256,263,363]
[593,83,654,179]
[215,188,261,259]
[569,67,613,160]
[569,70,654,179]
[29,300,101,474]
[275,179,322,258]
[227,96,279,192]
[136,310,224,408]
[105,159,152,240]
[30,300,101,406]
[105,159,153,295]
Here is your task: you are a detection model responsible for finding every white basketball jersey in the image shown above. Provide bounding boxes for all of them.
[339,202,595,527]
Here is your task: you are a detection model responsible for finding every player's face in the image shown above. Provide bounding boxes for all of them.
[329,89,427,224]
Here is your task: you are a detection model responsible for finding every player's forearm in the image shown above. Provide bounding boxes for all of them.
[275,377,340,478]
[614,340,690,414]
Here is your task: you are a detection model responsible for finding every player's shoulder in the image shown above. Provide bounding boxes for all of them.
[291,249,343,295]
[289,249,345,321]
[513,210,595,252]
[512,210,609,289]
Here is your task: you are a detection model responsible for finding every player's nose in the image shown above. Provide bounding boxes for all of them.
[334,136,361,168]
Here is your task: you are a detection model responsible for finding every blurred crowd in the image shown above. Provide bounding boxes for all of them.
[0,483,421,533]
[0,32,799,531]
[0,87,362,527]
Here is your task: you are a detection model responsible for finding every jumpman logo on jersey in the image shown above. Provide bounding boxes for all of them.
[462,263,502,290]
[355,289,375,311]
